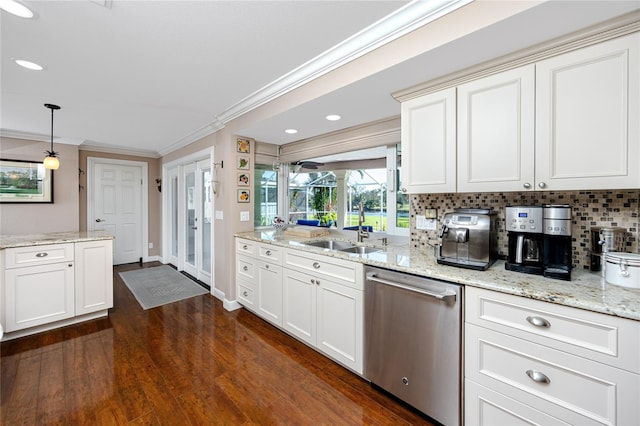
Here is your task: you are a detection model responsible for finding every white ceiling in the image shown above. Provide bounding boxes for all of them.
[2,1,639,158]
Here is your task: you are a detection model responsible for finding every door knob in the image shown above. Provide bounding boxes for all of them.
[95,218,105,222]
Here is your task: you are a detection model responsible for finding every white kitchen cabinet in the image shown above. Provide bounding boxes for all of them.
[236,238,283,327]
[457,65,535,192]
[282,261,363,373]
[465,287,640,426]
[535,32,639,191]
[2,238,114,336]
[74,240,113,316]
[400,87,456,194]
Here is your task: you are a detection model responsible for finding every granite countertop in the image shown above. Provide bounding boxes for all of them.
[237,229,640,322]
[0,230,114,249]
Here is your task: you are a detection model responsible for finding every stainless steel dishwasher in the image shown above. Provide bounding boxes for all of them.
[364,266,463,426]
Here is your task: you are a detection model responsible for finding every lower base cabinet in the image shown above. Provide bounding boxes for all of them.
[236,238,363,374]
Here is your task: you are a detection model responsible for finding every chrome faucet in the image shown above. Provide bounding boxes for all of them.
[357,201,369,242]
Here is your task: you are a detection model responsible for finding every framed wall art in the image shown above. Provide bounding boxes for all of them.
[237,172,250,186]
[0,159,54,203]
[237,189,250,203]
[237,138,250,154]
[237,156,250,170]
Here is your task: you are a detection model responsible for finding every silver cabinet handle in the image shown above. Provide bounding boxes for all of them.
[243,244,248,250]
[526,369,550,384]
[265,250,272,256]
[316,280,320,285]
[68,264,73,267]
[311,279,316,284]
[35,252,48,258]
[265,264,269,269]
[523,182,531,189]
[95,218,105,222]
[366,273,456,302]
[526,316,550,328]
[312,262,320,269]
[538,182,546,189]
[242,265,248,272]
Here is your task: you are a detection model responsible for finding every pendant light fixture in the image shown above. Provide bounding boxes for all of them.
[43,103,61,170]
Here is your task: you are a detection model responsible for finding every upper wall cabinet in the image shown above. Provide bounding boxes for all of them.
[401,88,456,194]
[535,32,639,191]
[457,65,535,192]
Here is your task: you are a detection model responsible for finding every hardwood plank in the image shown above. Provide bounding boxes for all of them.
[0,261,435,425]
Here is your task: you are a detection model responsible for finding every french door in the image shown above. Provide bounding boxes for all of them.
[170,159,212,285]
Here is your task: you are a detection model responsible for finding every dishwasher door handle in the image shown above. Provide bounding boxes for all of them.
[366,273,456,302]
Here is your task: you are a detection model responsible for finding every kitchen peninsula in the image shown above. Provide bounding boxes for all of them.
[0,230,114,340]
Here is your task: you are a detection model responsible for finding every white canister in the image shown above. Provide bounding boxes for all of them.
[604,252,640,289]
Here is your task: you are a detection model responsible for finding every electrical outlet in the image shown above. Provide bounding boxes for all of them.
[148,242,153,249]
[416,215,438,231]
[215,210,223,220]
[425,208,438,219]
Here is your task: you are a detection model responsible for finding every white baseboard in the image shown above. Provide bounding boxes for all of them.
[144,255,162,263]
[223,299,242,311]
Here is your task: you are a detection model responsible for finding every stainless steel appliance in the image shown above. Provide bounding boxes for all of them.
[437,208,498,270]
[590,227,627,271]
[364,266,463,426]
[543,204,572,280]
[505,206,544,275]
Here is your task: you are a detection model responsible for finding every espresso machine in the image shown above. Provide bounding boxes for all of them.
[505,206,544,275]
[437,208,498,270]
[543,204,572,280]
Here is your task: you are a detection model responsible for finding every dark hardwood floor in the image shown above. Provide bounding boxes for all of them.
[1,262,434,425]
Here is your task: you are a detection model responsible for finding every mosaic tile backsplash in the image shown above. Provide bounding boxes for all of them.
[410,190,639,270]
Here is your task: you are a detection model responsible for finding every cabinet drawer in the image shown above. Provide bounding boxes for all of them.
[466,286,640,373]
[4,243,74,269]
[236,238,255,256]
[237,280,255,308]
[284,248,360,288]
[466,323,640,426]
[236,255,255,280]
[257,243,281,265]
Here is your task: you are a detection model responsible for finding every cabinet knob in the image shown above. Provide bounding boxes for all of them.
[68,264,73,267]
[243,291,248,297]
[35,252,48,258]
[312,262,320,269]
[243,244,248,250]
[265,264,269,269]
[538,182,546,189]
[526,316,550,328]
[523,182,531,189]
[311,279,316,284]
[526,369,550,384]
[242,265,248,272]
[316,280,320,285]
[401,187,407,193]
[265,250,272,256]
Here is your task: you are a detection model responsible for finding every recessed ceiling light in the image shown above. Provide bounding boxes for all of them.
[285,129,298,134]
[326,114,341,121]
[13,58,44,71]
[0,0,35,18]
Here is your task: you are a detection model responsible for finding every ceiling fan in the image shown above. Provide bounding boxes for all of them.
[292,160,324,170]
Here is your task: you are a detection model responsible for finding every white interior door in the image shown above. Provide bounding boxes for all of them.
[89,159,145,265]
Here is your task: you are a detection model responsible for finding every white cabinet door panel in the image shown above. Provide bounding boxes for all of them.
[458,65,535,192]
[536,33,639,190]
[256,259,282,327]
[282,268,316,346]
[401,88,456,193]
[75,240,113,315]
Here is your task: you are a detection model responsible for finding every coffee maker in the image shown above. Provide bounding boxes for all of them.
[543,204,572,280]
[505,206,544,275]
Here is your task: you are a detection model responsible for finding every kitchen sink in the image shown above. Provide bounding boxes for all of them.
[340,246,380,255]
[304,240,355,251]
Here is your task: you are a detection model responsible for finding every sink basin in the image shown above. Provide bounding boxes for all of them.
[340,246,380,255]
[304,240,355,251]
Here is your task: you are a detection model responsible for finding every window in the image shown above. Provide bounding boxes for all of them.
[254,164,278,227]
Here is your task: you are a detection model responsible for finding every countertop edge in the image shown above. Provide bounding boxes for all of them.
[0,231,115,249]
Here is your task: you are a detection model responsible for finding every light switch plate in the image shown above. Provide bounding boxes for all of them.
[416,215,438,231]
[240,211,250,221]
[215,210,223,220]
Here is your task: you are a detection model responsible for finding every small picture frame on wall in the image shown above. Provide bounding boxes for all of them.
[238,189,250,203]
[237,156,249,170]
[237,138,250,154]
[237,172,250,186]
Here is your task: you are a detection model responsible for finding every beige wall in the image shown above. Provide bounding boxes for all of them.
[0,137,79,235]
[78,150,162,257]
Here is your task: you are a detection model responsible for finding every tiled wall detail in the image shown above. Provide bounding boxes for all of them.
[410,190,639,270]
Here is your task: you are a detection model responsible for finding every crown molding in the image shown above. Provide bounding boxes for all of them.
[0,129,87,146]
[79,143,161,159]
[215,0,473,125]
[158,119,224,157]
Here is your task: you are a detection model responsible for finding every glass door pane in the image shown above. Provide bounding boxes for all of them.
[170,172,179,259]
[200,164,212,275]
[185,165,196,270]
